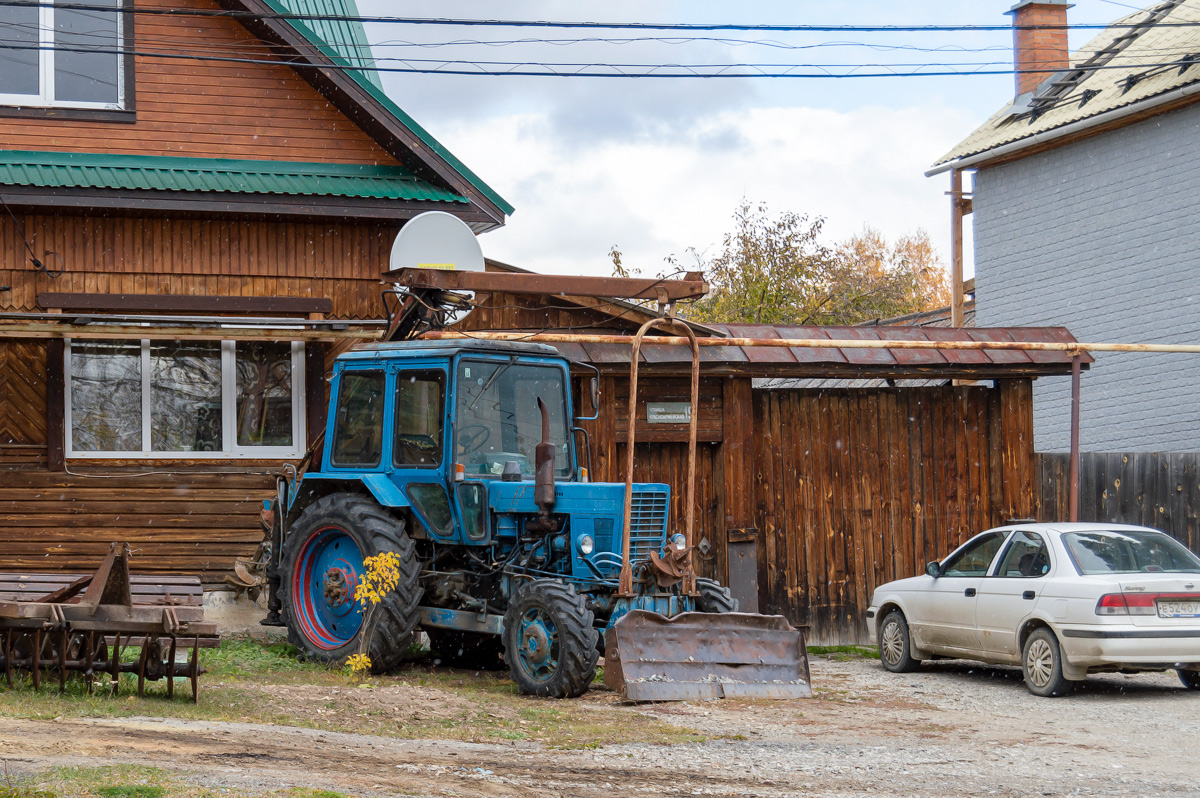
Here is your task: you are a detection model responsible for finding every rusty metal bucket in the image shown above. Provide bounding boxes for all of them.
[603,610,812,701]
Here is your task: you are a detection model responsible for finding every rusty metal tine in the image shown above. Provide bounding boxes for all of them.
[111,634,121,696]
[167,636,176,700]
[190,637,199,703]
[137,639,147,698]
[32,628,41,692]
[58,628,67,693]
[85,631,95,695]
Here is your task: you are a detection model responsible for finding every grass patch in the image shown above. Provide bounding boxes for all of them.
[0,638,712,750]
[808,645,878,661]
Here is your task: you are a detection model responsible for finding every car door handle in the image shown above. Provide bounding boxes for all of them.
[1023,590,1036,600]
[964,588,976,597]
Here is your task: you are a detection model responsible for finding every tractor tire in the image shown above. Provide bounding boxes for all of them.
[695,578,740,614]
[502,579,599,698]
[427,629,506,671]
[281,493,421,672]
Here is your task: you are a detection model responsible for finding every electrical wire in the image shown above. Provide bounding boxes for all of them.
[0,0,1193,33]
[0,193,63,277]
[9,38,1200,78]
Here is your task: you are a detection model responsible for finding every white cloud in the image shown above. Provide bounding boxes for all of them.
[434,102,977,277]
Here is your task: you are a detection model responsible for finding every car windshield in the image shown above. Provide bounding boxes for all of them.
[455,359,571,479]
[1063,530,1200,575]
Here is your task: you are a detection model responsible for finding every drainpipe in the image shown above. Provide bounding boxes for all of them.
[1069,355,1081,522]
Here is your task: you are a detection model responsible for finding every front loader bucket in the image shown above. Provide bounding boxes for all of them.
[603,610,812,702]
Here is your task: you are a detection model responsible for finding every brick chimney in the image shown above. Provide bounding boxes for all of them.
[1008,0,1073,97]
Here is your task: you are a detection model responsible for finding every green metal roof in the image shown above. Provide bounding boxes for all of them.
[262,0,515,216]
[274,0,383,90]
[0,151,468,202]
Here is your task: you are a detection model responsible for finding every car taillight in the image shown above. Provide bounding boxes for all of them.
[1096,593,1158,615]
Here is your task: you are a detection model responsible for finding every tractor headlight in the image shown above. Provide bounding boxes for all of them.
[670,533,687,551]
[577,534,595,556]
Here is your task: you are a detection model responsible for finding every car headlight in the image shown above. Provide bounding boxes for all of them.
[670,533,687,551]
[577,534,595,556]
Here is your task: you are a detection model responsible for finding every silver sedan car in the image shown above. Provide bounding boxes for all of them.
[866,523,1200,696]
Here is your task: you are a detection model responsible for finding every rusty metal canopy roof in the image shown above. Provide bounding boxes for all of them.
[554,324,1091,380]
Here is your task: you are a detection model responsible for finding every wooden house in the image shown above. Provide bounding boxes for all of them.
[0,1,1091,644]
[0,0,508,581]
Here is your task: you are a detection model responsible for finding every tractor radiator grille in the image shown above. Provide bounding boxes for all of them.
[628,490,669,564]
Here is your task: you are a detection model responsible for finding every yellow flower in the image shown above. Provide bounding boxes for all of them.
[345,653,372,674]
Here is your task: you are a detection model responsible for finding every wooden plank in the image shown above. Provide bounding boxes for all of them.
[38,293,334,314]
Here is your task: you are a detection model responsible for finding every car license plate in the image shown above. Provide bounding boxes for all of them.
[1157,600,1200,618]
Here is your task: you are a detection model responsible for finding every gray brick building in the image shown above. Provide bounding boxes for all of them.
[931,0,1200,454]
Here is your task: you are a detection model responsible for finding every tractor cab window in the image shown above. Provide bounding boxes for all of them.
[455,360,571,479]
[330,370,385,467]
[393,370,445,467]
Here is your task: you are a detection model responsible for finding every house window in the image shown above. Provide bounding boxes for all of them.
[66,339,305,458]
[0,0,126,109]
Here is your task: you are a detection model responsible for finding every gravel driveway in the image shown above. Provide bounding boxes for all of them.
[3,654,1198,797]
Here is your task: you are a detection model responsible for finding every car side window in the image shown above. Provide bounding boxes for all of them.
[941,532,1007,577]
[994,531,1051,578]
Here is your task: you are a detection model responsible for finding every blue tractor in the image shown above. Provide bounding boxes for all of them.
[265,338,742,697]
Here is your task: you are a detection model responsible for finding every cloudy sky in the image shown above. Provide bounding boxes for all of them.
[358,1,1134,278]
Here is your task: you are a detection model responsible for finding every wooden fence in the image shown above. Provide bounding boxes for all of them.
[1038,452,1200,552]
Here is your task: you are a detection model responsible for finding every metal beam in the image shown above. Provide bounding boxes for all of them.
[391,267,709,302]
[0,323,382,342]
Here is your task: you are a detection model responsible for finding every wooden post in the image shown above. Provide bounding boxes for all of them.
[950,169,965,328]
[45,338,65,471]
[1069,355,1081,522]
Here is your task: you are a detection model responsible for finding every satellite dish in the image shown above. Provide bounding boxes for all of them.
[388,211,485,272]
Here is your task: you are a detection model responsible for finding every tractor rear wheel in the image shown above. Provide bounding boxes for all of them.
[281,493,421,672]
[427,629,506,671]
[502,579,598,698]
[695,578,739,614]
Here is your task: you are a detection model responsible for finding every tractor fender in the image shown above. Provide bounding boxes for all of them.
[360,474,412,509]
[285,474,410,527]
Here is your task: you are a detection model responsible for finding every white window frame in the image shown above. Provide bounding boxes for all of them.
[0,0,126,110]
[64,339,306,459]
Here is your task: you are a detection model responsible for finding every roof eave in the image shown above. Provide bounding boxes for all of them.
[216,0,512,229]
[928,80,1200,177]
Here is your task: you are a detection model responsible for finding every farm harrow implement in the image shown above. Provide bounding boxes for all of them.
[0,542,218,701]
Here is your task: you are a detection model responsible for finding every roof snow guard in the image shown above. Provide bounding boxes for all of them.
[545,324,1092,379]
[931,0,1200,174]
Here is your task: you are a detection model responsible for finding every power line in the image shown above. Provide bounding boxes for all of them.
[0,0,1195,34]
[6,39,1200,78]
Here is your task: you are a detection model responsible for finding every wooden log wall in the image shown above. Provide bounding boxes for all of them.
[1037,452,1200,553]
[0,214,394,318]
[752,380,1036,645]
[0,469,275,583]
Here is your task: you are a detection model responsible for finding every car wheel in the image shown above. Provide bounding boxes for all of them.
[1022,627,1075,697]
[878,610,920,673]
[1178,668,1200,690]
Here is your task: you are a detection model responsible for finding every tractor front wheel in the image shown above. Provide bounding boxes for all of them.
[695,578,740,614]
[281,493,421,672]
[502,580,599,698]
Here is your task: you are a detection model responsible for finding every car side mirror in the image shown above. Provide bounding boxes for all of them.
[590,377,600,413]
[926,561,943,578]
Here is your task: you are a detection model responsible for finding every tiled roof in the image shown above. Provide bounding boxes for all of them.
[0,151,467,202]
[932,0,1200,171]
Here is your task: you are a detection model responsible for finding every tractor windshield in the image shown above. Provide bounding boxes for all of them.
[455,359,572,479]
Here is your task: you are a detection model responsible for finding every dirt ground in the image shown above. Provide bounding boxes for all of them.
[3,654,1199,798]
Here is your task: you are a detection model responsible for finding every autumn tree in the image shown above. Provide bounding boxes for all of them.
[614,202,951,326]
